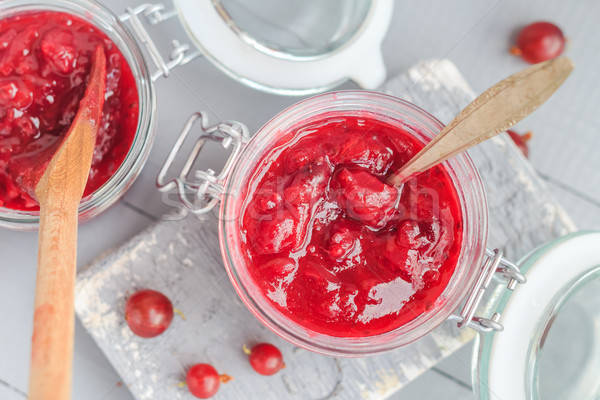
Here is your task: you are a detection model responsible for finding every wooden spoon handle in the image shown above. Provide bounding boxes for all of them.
[29,197,79,400]
[388,57,574,186]
[28,46,106,400]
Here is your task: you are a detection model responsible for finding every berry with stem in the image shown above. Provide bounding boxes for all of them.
[510,22,565,64]
[185,364,232,399]
[244,343,285,376]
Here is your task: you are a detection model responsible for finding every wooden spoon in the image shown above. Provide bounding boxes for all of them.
[388,57,574,186]
[26,46,106,400]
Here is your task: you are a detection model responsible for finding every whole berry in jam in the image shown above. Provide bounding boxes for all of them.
[332,168,399,230]
[186,364,232,399]
[125,289,174,338]
[244,343,285,376]
[510,22,565,64]
[507,130,532,158]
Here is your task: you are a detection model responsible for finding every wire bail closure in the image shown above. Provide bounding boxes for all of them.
[120,3,201,81]
[450,248,527,333]
[157,112,249,216]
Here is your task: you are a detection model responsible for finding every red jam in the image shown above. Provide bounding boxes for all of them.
[240,115,463,337]
[0,11,139,210]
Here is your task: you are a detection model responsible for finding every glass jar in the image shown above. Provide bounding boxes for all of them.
[472,230,600,400]
[0,0,156,230]
[159,91,514,356]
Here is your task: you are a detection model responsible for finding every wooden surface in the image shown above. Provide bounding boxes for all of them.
[73,59,572,400]
[1,1,599,399]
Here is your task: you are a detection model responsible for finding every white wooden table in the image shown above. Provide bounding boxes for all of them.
[1,0,599,399]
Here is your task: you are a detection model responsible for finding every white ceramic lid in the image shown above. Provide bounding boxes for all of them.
[174,0,393,95]
[477,231,600,399]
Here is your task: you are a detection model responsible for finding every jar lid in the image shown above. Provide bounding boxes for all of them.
[475,231,600,400]
[173,0,393,95]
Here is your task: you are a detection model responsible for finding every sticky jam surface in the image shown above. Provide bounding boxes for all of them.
[239,114,464,337]
[0,11,139,210]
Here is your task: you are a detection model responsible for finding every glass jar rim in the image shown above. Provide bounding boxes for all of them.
[0,0,156,230]
[219,90,489,356]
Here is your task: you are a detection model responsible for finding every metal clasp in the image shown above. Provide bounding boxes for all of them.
[157,112,249,215]
[120,3,201,81]
[449,248,527,333]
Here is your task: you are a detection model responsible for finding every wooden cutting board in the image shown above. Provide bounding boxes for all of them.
[74,59,574,400]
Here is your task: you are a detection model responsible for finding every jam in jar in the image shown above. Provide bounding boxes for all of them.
[0,11,139,210]
[239,114,463,337]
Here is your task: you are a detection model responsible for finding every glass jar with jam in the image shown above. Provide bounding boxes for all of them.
[0,0,156,229]
[159,91,522,355]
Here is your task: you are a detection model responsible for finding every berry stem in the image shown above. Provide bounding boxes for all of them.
[219,374,233,384]
[509,46,522,56]
[173,308,187,320]
[242,344,252,355]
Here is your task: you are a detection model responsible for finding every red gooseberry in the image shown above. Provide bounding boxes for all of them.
[125,289,175,338]
[510,21,565,64]
[244,343,285,376]
[186,363,232,399]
